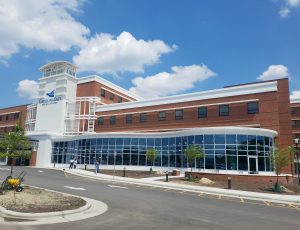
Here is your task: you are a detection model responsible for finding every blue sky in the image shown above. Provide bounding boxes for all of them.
[1,0,300,108]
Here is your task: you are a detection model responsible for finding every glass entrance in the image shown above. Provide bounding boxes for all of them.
[248,156,258,172]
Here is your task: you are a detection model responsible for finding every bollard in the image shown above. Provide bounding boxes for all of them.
[285,175,289,183]
[165,171,169,182]
[123,167,126,177]
[53,163,55,168]
[228,177,232,189]
[85,164,87,170]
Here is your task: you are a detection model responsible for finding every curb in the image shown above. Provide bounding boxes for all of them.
[64,169,300,205]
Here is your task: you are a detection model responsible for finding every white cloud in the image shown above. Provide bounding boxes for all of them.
[279,0,300,17]
[279,7,291,17]
[0,0,89,59]
[73,31,176,74]
[257,65,289,81]
[290,90,300,99]
[17,80,38,100]
[129,64,216,98]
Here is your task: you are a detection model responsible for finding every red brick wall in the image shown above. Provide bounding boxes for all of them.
[77,81,136,104]
[0,104,28,133]
[30,151,37,166]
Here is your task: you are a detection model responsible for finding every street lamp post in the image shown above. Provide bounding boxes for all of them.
[294,138,300,185]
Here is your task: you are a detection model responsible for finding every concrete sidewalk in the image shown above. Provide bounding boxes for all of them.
[57,168,300,205]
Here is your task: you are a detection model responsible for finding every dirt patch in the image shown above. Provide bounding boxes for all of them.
[87,169,165,178]
[0,186,86,213]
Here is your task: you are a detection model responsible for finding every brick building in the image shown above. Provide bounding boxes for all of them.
[0,61,297,177]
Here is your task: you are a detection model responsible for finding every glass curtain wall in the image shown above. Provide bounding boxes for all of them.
[52,134,274,172]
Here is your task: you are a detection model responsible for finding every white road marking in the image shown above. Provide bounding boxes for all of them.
[108,185,128,189]
[63,186,86,191]
[0,168,10,171]
[38,170,44,173]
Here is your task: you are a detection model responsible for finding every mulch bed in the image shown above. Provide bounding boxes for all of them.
[0,186,86,213]
[169,177,300,195]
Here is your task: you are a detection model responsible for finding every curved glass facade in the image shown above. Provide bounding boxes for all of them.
[52,133,274,172]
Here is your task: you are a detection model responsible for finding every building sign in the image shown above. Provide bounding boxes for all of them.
[39,90,62,106]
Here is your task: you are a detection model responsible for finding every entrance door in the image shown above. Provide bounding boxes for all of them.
[248,156,258,173]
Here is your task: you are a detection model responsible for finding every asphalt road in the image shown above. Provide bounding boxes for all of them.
[0,166,299,230]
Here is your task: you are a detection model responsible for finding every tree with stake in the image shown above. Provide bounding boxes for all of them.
[146,148,158,174]
[185,145,204,181]
[0,123,32,176]
[270,146,291,192]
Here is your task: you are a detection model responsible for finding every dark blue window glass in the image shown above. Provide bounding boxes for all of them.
[147,138,154,147]
[215,155,226,169]
[215,135,225,144]
[204,135,214,144]
[139,138,146,146]
[237,135,247,145]
[227,156,237,170]
[248,135,256,145]
[188,136,195,145]
[124,138,131,145]
[226,135,236,144]
[131,138,138,146]
[195,135,203,144]
[205,155,215,169]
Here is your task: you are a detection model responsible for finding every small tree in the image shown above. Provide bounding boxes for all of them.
[146,148,158,173]
[185,145,204,180]
[270,146,291,192]
[0,123,32,176]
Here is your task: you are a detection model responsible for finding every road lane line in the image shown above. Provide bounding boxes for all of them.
[38,170,44,173]
[240,198,244,203]
[63,186,86,191]
[108,185,128,189]
[264,201,271,206]
[163,188,171,191]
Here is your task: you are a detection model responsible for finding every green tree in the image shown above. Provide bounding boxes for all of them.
[270,146,291,192]
[0,123,32,176]
[185,145,204,180]
[146,148,158,173]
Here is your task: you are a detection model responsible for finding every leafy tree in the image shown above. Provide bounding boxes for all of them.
[146,148,158,173]
[270,146,291,192]
[185,145,204,180]
[0,123,32,176]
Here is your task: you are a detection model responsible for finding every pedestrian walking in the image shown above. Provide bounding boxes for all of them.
[73,158,77,169]
[69,158,74,169]
[95,160,100,174]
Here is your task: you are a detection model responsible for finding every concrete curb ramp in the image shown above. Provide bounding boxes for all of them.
[65,169,300,205]
[0,190,108,225]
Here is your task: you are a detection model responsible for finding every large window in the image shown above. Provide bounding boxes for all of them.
[98,117,104,125]
[291,107,296,115]
[175,109,183,120]
[140,113,147,122]
[100,89,105,97]
[51,133,274,173]
[248,102,259,114]
[126,114,132,124]
[219,105,229,116]
[198,107,207,118]
[158,111,166,121]
[14,113,20,120]
[110,116,116,125]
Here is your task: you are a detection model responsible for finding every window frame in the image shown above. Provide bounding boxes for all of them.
[158,111,166,121]
[219,105,229,117]
[175,109,183,120]
[98,117,104,125]
[118,96,122,103]
[198,107,207,118]
[110,116,116,125]
[100,89,105,97]
[109,93,114,101]
[247,102,259,114]
[126,114,133,124]
[140,113,147,122]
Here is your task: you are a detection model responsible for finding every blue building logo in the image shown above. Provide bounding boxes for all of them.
[39,90,62,106]
[46,90,55,98]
